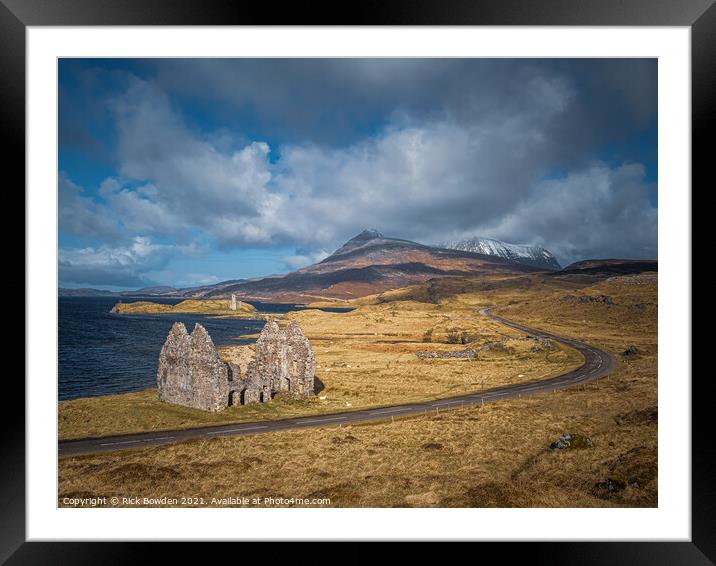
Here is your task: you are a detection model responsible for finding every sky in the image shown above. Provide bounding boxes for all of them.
[59,58,658,290]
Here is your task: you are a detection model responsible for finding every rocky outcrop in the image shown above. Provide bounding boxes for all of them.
[156,319,315,411]
[621,345,640,357]
[549,432,593,450]
[157,322,236,412]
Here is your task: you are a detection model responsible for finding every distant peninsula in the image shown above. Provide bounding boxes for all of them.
[110,298,258,317]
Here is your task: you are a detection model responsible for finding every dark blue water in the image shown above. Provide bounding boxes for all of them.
[58,297,351,401]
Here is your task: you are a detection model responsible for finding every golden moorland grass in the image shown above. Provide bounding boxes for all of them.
[59,355,656,508]
[59,294,582,440]
[59,271,657,507]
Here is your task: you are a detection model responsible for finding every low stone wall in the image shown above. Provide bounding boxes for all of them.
[415,349,477,359]
[415,335,555,360]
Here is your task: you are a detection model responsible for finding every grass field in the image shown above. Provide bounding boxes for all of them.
[59,294,581,439]
[58,271,657,507]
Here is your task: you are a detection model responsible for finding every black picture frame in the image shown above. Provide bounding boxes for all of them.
[6,0,704,562]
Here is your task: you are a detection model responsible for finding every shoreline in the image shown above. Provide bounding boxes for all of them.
[108,297,353,317]
[59,272,655,444]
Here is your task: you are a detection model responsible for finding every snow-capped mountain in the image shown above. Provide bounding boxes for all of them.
[199,229,544,302]
[438,237,561,270]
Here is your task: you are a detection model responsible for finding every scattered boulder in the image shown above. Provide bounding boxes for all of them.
[549,432,593,450]
[602,447,657,492]
[592,478,626,499]
[550,433,571,450]
[625,462,658,488]
[621,345,640,357]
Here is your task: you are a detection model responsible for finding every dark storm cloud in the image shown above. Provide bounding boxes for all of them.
[58,264,150,288]
[153,59,656,155]
[59,174,120,240]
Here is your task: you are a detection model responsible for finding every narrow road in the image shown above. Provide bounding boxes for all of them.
[59,307,616,457]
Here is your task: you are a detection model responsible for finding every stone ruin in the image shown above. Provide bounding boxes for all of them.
[247,320,316,399]
[229,293,237,311]
[156,319,315,411]
[156,323,235,412]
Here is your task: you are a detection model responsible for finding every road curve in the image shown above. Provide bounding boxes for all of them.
[59,307,616,457]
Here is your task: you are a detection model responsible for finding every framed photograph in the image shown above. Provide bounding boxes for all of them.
[9,0,705,561]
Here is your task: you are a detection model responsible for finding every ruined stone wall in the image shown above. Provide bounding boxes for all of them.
[157,322,192,406]
[250,320,315,398]
[157,322,233,412]
[280,321,316,397]
[243,360,272,404]
[253,320,282,394]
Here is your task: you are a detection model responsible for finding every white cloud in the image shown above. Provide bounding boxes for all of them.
[282,249,331,270]
[482,163,657,265]
[96,74,578,251]
[59,174,119,239]
[60,67,657,279]
[59,236,176,286]
[97,178,179,235]
[111,79,280,244]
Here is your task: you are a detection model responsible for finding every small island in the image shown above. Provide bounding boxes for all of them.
[110,295,259,317]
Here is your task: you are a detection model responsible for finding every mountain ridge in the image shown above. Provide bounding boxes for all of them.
[199,230,553,301]
[439,236,560,270]
[60,231,579,302]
